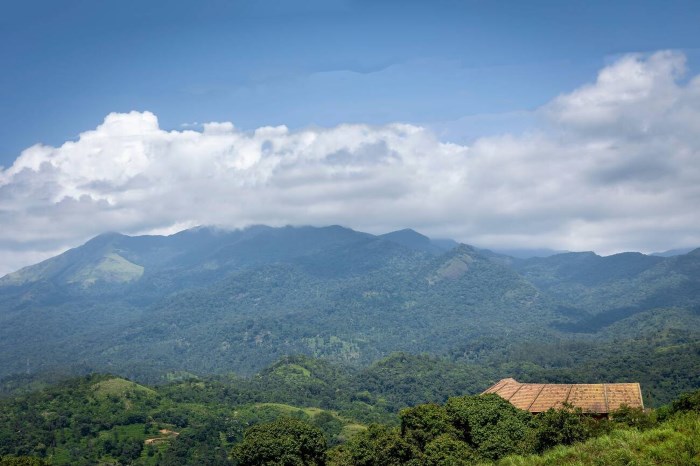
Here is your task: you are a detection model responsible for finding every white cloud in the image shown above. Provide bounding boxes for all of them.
[545,51,687,132]
[2,51,700,275]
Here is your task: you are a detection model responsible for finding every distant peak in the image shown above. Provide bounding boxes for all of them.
[453,243,479,253]
[84,231,127,246]
[320,224,356,232]
[652,247,698,257]
[176,225,228,235]
[381,228,430,242]
[556,251,598,258]
[606,251,647,258]
[94,231,125,239]
[391,228,421,235]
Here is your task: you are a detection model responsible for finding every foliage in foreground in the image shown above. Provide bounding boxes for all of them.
[498,412,700,466]
[252,392,700,466]
[233,418,327,466]
[227,400,697,466]
[324,395,590,465]
[0,361,698,465]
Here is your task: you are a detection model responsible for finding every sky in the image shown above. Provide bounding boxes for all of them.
[2,0,700,274]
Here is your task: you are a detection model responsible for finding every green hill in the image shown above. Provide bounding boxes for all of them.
[0,362,699,465]
[0,225,699,406]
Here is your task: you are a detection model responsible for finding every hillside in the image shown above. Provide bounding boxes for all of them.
[498,412,700,465]
[0,225,699,403]
[1,366,698,466]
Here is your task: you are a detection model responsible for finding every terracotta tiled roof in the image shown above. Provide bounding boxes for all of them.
[482,378,643,414]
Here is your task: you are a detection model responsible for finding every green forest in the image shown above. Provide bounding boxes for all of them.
[1,226,699,389]
[1,226,700,464]
[1,359,699,465]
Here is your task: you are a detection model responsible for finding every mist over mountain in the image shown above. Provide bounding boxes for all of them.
[651,247,697,257]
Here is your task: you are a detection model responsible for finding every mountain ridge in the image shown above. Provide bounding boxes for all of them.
[1,225,699,386]
[3,225,696,283]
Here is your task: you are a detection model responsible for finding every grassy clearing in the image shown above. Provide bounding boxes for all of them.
[238,402,367,442]
[69,253,144,285]
[92,377,156,398]
[499,413,700,466]
[253,402,323,417]
[339,423,367,441]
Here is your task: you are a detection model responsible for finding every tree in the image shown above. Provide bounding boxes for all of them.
[671,389,700,414]
[610,404,654,429]
[399,403,455,450]
[232,418,327,466]
[311,412,343,445]
[0,457,49,466]
[422,434,476,466]
[532,404,591,452]
[444,394,532,460]
[327,424,420,466]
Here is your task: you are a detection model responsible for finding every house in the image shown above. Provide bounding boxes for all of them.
[482,378,644,415]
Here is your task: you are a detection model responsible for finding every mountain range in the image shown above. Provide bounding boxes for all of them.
[1,225,699,398]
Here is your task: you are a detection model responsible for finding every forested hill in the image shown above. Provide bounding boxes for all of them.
[0,358,699,466]
[0,225,699,403]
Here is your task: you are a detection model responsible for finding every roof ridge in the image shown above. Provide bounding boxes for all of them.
[506,382,525,401]
[603,384,609,412]
[637,383,644,410]
[527,384,547,412]
[564,383,574,405]
[483,378,519,395]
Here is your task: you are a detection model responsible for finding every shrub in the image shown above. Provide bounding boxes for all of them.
[532,404,592,453]
[232,417,327,466]
[445,394,532,460]
[400,403,455,450]
[422,434,477,466]
[610,405,655,429]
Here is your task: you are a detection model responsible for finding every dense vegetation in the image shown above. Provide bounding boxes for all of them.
[1,226,699,394]
[0,364,698,465]
[1,225,700,463]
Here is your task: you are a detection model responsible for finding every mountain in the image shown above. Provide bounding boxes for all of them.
[0,225,373,292]
[651,247,697,257]
[1,226,700,393]
[512,249,700,332]
[379,228,454,254]
[488,247,567,259]
[513,251,665,289]
[0,355,698,465]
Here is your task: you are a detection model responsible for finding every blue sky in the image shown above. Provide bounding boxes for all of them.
[3,0,700,165]
[2,0,700,273]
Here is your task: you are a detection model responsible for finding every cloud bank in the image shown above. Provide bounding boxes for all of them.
[2,51,700,274]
